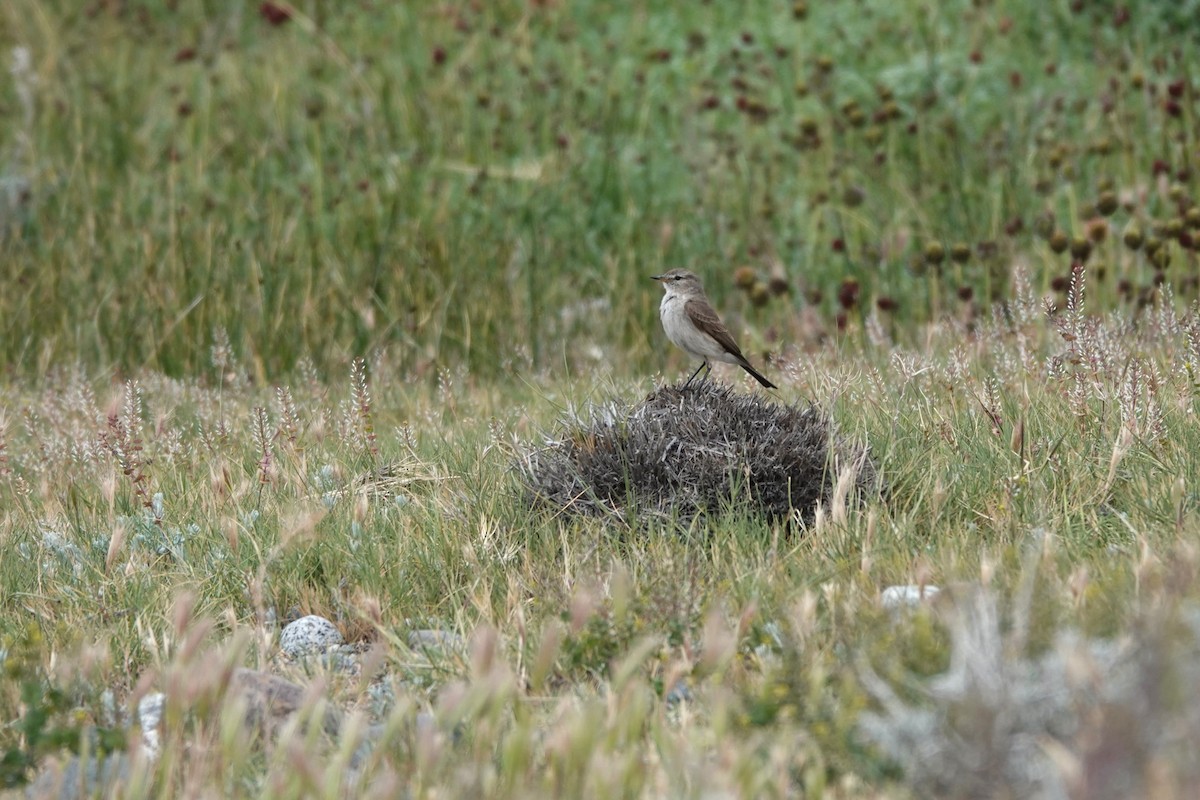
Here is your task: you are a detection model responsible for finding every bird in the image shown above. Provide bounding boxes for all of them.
[651,268,777,389]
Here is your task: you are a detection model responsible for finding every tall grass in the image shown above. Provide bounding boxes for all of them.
[2,1,1196,378]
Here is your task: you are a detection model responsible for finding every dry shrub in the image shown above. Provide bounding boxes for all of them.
[519,382,875,524]
[859,587,1200,799]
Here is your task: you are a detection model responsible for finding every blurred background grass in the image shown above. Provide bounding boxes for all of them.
[1,0,1197,380]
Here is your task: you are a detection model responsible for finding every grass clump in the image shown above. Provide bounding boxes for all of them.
[0,625,123,791]
[519,381,875,525]
[859,575,1200,799]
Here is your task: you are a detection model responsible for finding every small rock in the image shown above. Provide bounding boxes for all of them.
[665,682,693,706]
[280,615,343,659]
[407,629,464,652]
[137,692,166,757]
[27,754,132,800]
[231,668,342,738]
[366,680,397,717]
[880,584,941,611]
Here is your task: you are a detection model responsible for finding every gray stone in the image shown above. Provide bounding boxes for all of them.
[280,615,343,659]
[665,682,693,706]
[26,754,132,800]
[137,692,165,757]
[230,667,342,739]
[406,629,464,652]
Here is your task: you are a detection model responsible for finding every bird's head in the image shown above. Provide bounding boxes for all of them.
[650,269,703,293]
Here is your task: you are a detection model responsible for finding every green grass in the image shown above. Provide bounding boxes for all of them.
[3,0,1198,376]
[4,0,1200,796]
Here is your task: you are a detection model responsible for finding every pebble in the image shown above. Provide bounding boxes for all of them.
[407,629,464,652]
[665,682,693,706]
[137,693,166,757]
[880,584,941,611]
[27,753,131,800]
[280,615,344,659]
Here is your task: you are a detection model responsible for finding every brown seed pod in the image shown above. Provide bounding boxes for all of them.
[733,266,758,290]
[750,282,771,307]
[1123,221,1144,250]
[924,242,946,265]
[1048,230,1069,254]
[1097,191,1119,216]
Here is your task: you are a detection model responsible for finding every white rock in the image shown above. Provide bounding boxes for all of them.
[137,692,166,758]
[881,585,941,611]
[280,615,344,659]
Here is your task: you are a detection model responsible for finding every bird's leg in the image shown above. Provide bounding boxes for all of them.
[683,362,706,388]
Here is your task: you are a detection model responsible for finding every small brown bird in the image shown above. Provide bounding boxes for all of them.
[651,269,776,389]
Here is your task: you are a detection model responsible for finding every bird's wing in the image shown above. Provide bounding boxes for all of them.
[684,299,748,361]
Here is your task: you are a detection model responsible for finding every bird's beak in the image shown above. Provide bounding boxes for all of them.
[650,274,665,281]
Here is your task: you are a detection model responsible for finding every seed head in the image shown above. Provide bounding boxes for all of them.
[1097,191,1119,216]
[733,266,758,290]
[1123,221,1144,250]
[1069,237,1092,260]
[837,278,860,309]
[924,242,946,265]
[768,271,791,297]
[950,243,971,264]
[259,1,292,25]
[750,282,771,307]
[1048,230,1069,254]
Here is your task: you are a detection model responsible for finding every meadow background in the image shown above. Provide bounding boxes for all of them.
[3,0,1200,797]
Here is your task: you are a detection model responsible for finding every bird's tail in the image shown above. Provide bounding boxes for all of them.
[739,361,777,389]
